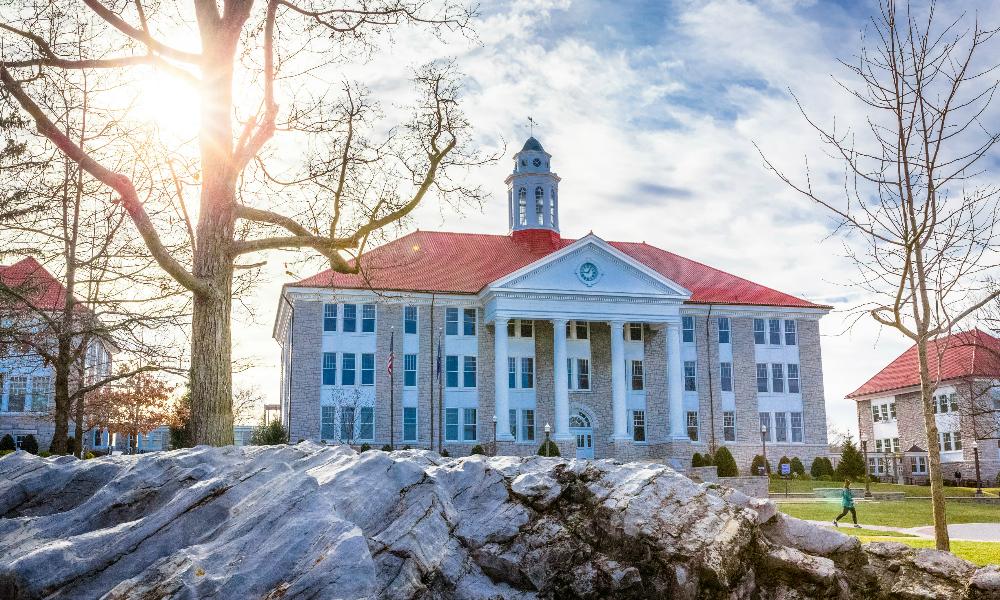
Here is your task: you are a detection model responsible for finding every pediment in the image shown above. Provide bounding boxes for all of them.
[489,236,690,298]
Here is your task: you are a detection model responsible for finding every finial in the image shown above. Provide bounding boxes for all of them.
[527,116,539,136]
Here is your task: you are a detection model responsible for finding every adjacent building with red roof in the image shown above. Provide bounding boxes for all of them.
[848,329,1000,484]
[274,136,832,470]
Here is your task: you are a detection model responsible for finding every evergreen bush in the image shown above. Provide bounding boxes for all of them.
[0,434,15,452]
[359,443,371,453]
[750,454,771,475]
[713,446,738,477]
[537,439,560,457]
[789,457,806,476]
[691,452,704,467]
[836,437,866,480]
[21,434,39,455]
[440,448,450,457]
[470,444,485,455]
[380,444,393,452]
[249,419,288,445]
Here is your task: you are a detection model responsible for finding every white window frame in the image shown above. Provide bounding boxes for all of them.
[718,317,731,344]
[723,411,736,441]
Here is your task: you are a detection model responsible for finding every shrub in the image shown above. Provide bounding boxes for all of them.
[21,435,39,455]
[789,457,805,476]
[249,419,288,445]
[403,445,412,450]
[64,436,77,455]
[0,434,15,452]
[777,455,791,474]
[39,451,52,458]
[691,452,705,467]
[836,437,866,480]
[470,444,485,455]
[440,448,450,457]
[0,450,13,458]
[359,443,371,453]
[84,452,96,459]
[810,456,833,479]
[750,455,771,475]
[381,444,393,452]
[537,440,560,457]
[713,446,738,477]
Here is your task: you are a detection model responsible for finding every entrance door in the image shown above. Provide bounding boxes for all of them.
[570,410,594,459]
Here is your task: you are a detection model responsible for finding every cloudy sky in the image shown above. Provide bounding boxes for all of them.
[231,0,999,436]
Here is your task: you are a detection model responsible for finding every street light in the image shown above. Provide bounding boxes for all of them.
[543,423,552,457]
[760,424,768,475]
[491,414,498,457]
[860,433,872,498]
[973,440,983,497]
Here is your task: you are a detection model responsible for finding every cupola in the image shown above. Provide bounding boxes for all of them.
[505,136,561,240]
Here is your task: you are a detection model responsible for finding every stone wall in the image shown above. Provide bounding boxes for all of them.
[570,322,614,459]
[288,299,322,442]
[718,475,769,499]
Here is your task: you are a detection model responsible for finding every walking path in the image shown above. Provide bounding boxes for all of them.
[805,520,1000,542]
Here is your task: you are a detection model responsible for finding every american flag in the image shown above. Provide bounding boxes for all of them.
[387,330,394,376]
[435,338,442,382]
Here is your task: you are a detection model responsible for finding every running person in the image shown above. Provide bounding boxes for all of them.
[833,479,860,528]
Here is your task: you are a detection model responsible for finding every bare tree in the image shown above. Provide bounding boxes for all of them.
[758,1,1000,550]
[0,0,489,446]
[233,384,264,424]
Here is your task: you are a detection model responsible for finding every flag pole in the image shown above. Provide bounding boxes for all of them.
[428,295,435,451]
[389,326,395,450]
[438,326,444,453]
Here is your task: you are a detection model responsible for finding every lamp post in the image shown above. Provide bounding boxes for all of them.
[543,423,552,457]
[492,414,498,457]
[860,433,872,498]
[973,440,983,497]
[760,424,768,475]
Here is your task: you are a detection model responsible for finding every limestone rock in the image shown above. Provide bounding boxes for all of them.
[0,445,995,599]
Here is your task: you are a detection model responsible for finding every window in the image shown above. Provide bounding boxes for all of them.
[509,408,517,438]
[791,412,803,442]
[446,408,459,441]
[360,304,375,333]
[567,358,573,389]
[8,376,26,411]
[787,364,800,394]
[774,412,787,442]
[520,320,534,338]
[343,304,357,332]
[677,361,695,392]
[463,356,477,388]
[340,406,355,441]
[359,406,374,440]
[784,320,797,345]
[949,394,959,413]
[756,363,769,393]
[508,357,517,389]
[340,354,357,385]
[631,410,646,442]
[937,394,949,414]
[911,456,928,474]
[321,406,336,439]
[404,306,417,334]
[445,356,458,388]
[953,431,962,451]
[551,187,557,226]
[574,321,589,340]
[520,357,534,389]
[889,402,896,420]
[577,358,590,390]
[507,320,515,337]
[404,354,417,387]
[628,323,643,341]
[518,188,527,226]
[403,407,417,442]
[361,353,375,385]
[463,408,478,441]
[872,404,881,422]
[720,362,733,392]
[682,316,694,343]
[771,363,784,393]
[30,376,50,411]
[631,360,644,391]
[93,429,102,447]
[723,411,736,441]
[753,318,766,344]
[879,404,889,421]
[322,352,337,385]
[521,409,535,441]
[445,308,459,335]
[759,412,771,441]
[875,439,883,453]
[768,319,781,345]
[535,186,544,224]
[463,309,477,336]
[324,303,338,332]
[718,317,731,344]
[686,411,699,441]
[940,432,953,452]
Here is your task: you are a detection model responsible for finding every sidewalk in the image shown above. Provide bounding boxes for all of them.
[805,520,1000,542]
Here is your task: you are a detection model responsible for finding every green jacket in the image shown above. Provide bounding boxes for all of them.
[841,488,855,508]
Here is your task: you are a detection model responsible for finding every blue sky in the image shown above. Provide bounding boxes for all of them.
[236,0,1000,438]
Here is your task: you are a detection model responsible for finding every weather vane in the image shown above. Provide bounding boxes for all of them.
[527,116,539,136]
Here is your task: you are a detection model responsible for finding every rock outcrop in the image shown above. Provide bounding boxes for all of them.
[0,443,996,599]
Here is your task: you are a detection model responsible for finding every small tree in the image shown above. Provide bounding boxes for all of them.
[837,437,866,481]
[537,439,560,457]
[810,457,827,479]
[750,455,771,475]
[21,434,38,455]
[0,434,14,452]
[691,452,705,467]
[713,446,738,477]
[790,457,806,477]
[88,370,174,454]
[249,419,287,446]
[470,444,484,455]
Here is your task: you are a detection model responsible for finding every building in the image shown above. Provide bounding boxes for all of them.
[0,257,114,450]
[848,329,1000,484]
[273,135,831,470]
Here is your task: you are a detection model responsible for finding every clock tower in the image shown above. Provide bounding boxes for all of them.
[505,136,561,237]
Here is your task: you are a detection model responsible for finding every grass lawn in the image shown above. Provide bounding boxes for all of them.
[823,526,917,538]
[777,499,1000,529]
[854,536,1000,567]
[769,478,999,498]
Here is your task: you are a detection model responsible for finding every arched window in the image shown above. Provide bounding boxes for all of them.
[518,188,527,226]
[569,411,591,429]
[535,186,545,225]
[550,187,557,227]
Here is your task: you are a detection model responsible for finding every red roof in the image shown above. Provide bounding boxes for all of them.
[0,257,70,311]
[846,329,1000,398]
[292,229,826,309]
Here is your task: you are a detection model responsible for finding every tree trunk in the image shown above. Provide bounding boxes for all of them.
[189,287,235,446]
[51,361,71,454]
[73,390,84,458]
[917,340,950,550]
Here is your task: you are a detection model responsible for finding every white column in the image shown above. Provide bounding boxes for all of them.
[494,318,514,441]
[610,320,629,440]
[667,321,686,440]
[552,318,571,440]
